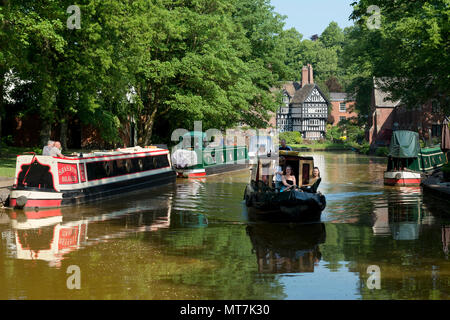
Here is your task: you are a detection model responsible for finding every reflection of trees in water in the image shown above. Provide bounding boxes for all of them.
[322,224,450,299]
[246,223,326,274]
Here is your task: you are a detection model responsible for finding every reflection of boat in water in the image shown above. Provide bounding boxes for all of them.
[6,201,172,266]
[372,190,425,240]
[171,212,208,228]
[244,150,326,222]
[246,223,326,273]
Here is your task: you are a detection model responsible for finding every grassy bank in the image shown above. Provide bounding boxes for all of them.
[0,146,43,178]
[290,141,372,154]
[291,142,352,151]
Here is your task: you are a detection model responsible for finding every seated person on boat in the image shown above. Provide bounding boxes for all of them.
[42,140,54,156]
[275,156,285,190]
[49,141,65,158]
[281,166,296,192]
[300,167,321,193]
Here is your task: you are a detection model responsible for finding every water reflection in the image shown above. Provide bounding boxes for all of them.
[372,187,433,241]
[5,202,172,267]
[246,223,326,273]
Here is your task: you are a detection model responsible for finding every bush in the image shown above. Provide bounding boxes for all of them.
[442,161,450,182]
[375,146,389,157]
[279,131,302,145]
[325,124,342,142]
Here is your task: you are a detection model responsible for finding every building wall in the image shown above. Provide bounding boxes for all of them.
[330,100,357,126]
[368,107,395,146]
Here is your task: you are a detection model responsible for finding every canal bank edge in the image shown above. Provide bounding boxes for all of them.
[0,178,13,206]
[421,172,450,202]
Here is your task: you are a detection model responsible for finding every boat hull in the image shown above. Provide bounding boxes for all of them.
[176,163,250,178]
[11,170,176,209]
[383,171,422,186]
[244,185,326,222]
[9,146,176,209]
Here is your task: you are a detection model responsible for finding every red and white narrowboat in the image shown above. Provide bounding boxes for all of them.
[383,171,422,186]
[383,130,446,187]
[9,146,176,209]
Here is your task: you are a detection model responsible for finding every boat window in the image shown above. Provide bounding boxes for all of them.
[86,155,170,180]
[302,163,310,185]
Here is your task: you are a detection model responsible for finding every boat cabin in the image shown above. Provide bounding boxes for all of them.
[251,150,316,188]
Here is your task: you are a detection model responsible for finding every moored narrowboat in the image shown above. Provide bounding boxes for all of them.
[9,146,176,209]
[384,130,446,186]
[171,131,250,178]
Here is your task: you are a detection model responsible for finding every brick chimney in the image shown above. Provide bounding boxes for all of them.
[307,64,314,84]
[301,65,309,87]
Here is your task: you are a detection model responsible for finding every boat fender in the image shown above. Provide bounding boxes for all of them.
[395,173,402,180]
[245,194,252,207]
[15,195,28,208]
[124,159,132,173]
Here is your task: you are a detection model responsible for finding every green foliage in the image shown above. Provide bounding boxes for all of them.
[325,124,342,143]
[348,0,450,114]
[442,161,450,182]
[1,0,289,147]
[375,146,389,157]
[279,131,302,145]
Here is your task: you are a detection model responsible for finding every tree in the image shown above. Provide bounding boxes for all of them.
[320,21,345,49]
[349,0,450,113]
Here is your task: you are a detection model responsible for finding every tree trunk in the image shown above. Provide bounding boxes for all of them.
[0,69,4,149]
[60,117,68,151]
[144,106,158,145]
[40,121,52,147]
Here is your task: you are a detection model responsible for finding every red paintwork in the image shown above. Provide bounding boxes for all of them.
[10,198,62,208]
[384,178,421,186]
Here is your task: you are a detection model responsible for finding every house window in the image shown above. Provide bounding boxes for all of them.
[339,116,346,122]
[339,103,346,112]
[432,100,440,114]
[432,124,442,137]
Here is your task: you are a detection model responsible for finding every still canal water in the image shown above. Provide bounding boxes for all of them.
[1,152,449,300]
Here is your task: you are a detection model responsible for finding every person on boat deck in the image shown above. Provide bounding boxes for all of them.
[49,141,65,158]
[275,156,286,190]
[301,167,321,192]
[281,165,296,192]
[279,139,292,151]
[42,140,54,156]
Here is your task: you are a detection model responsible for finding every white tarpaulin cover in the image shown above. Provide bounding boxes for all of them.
[171,149,198,168]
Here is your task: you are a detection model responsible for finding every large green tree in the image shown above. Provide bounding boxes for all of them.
[349,0,450,112]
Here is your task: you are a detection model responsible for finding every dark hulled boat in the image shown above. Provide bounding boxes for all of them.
[243,150,326,222]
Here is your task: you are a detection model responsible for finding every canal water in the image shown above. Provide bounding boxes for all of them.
[0,152,449,300]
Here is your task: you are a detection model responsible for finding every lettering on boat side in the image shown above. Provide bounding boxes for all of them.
[366,265,381,289]
[58,163,79,184]
[66,265,81,290]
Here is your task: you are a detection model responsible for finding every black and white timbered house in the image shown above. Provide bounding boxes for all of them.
[276,65,329,140]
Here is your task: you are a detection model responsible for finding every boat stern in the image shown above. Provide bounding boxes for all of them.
[384,171,421,186]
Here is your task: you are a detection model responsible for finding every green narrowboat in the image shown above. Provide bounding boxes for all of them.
[384,130,446,186]
[171,131,250,178]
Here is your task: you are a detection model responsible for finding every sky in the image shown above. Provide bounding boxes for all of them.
[270,0,356,39]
